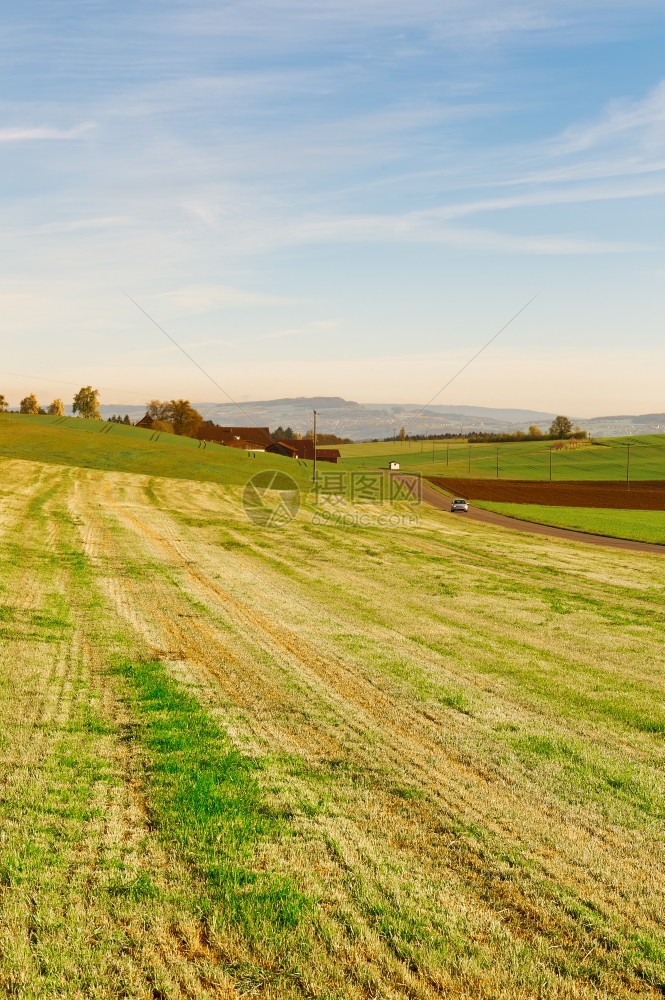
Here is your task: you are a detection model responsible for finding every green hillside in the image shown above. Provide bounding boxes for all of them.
[0,414,312,488]
[338,435,665,481]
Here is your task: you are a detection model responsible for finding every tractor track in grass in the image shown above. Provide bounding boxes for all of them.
[64,469,665,997]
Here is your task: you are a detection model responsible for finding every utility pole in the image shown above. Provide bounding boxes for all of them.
[432,440,435,462]
[496,447,499,479]
[312,409,317,483]
[626,442,631,490]
[446,441,449,466]
[468,446,471,474]
[549,445,552,484]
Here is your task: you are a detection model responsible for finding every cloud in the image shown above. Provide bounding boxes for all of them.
[149,284,300,314]
[253,211,644,256]
[173,0,664,48]
[260,320,338,340]
[551,81,665,156]
[430,178,665,220]
[0,122,95,142]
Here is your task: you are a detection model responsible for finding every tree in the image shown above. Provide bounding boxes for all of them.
[147,399,172,422]
[20,393,40,414]
[272,425,296,441]
[73,386,101,419]
[549,415,573,438]
[47,399,65,416]
[151,419,174,434]
[0,395,8,413]
[528,425,542,437]
[123,414,131,424]
[399,425,406,441]
[168,399,202,437]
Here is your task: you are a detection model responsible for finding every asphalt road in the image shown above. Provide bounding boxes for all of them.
[413,477,665,555]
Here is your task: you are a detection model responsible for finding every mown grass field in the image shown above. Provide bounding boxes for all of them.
[476,502,665,545]
[2,426,665,997]
[338,435,665,482]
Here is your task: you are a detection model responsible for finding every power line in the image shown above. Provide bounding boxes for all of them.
[407,292,540,430]
[0,369,153,399]
[125,293,262,429]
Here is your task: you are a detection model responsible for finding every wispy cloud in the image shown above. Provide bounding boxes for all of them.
[0,122,95,142]
[551,81,665,156]
[0,0,664,411]
[260,320,338,340]
[150,284,300,314]
[173,0,664,47]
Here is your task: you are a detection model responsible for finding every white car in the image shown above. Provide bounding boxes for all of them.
[450,498,469,512]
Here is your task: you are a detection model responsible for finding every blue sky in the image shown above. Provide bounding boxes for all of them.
[2,0,665,414]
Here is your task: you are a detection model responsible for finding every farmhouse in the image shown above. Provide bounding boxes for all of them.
[196,425,272,449]
[266,440,341,464]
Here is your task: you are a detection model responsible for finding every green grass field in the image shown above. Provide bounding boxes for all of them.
[338,434,665,481]
[1,419,665,996]
[6,416,665,490]
[476,501,665,544]
[0,413,313,488]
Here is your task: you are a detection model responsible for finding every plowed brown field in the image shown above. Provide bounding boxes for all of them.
[428,477,665,509]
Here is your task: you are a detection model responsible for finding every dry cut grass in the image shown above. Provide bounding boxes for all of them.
[1,456,665,997]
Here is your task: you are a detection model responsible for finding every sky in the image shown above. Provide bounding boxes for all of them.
[2,0,665,416]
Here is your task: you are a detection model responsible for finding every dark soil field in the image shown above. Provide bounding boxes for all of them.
[428,477,665,510]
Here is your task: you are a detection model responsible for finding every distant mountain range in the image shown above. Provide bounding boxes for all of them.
[96,397,665,440]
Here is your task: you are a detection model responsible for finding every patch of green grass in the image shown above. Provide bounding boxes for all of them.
[112,656,314,949]
[475,502,665,544]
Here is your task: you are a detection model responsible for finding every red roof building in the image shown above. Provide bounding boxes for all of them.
[266,440,340,464]
[197,425,272,448]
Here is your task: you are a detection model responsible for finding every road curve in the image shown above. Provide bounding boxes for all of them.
[408,477,665,555]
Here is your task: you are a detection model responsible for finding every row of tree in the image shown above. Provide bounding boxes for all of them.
[0,386,102,418]
[0,393,66,415]
[268,425,352,444]
[4,390,204,439]
[146,400,203,436]
[468,417,588,443]
[271,425,299,440]
[381,416,586,444]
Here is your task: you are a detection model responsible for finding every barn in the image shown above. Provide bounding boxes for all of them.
[266,440,341,464]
